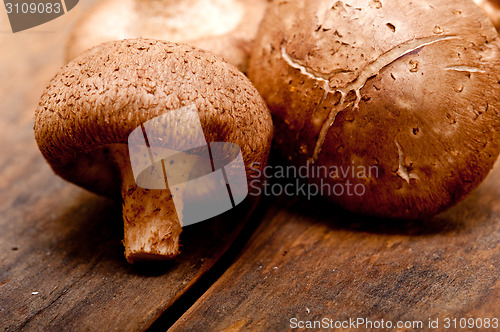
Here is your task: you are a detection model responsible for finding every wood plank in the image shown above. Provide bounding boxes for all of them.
[0,6,259,331]
[171,159,500,331]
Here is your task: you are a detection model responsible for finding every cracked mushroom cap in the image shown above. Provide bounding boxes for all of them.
[249,0,500,219]
[35,39,273,262]
[65,0,271,73]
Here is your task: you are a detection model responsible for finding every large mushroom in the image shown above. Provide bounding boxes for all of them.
[249,0,500,219]
[66,0,271,73]
[35,39,273,262]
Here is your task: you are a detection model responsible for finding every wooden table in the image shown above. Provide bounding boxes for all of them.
[1,3,499,331]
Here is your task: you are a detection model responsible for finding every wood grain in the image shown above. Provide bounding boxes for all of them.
[171,159,500,331]
[0,4,259,331]
[1,2,500,331]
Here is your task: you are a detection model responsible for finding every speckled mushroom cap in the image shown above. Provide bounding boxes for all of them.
[37,38,272,197]
[35,39,273,261]
[249,0,500,219]
[65,0,271,73]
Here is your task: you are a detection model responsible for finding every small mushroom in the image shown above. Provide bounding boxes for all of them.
[65,0,271,73]
[35,39,273,262]
[249,0,500,219]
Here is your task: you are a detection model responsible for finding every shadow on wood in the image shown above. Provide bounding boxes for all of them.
[170,160,500,331]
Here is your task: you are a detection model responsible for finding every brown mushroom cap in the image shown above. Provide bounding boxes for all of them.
[474,0,500,32]
[65,0,271,72]
[35,39,273,262]
[249,0,500,219]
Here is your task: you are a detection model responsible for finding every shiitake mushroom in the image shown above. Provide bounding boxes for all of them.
[35,39,273,262]
[249,0,500,219]
[65,0,271,73]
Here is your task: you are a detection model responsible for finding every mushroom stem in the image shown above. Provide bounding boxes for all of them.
[113,145,183,263]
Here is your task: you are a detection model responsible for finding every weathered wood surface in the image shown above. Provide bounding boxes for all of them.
[171,159,500,331]
[0,4,260,331]
[1,2,500,331]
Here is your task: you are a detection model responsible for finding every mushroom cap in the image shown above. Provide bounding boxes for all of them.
[65,0,271,72]
[474,0,500,31]
[249,0,500,219]
[35,38,273,199]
